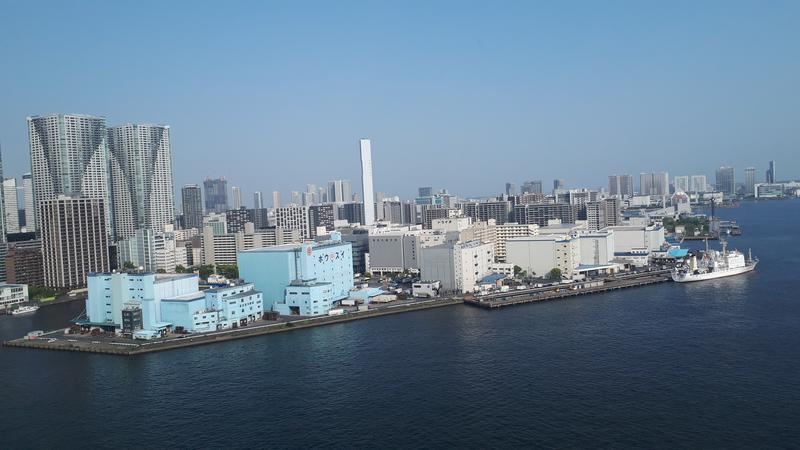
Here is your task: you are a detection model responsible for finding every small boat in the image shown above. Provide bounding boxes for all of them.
[11,305,40,315]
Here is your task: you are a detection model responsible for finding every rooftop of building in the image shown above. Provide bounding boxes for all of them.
[162,291,206,302]
[204,282,255,294]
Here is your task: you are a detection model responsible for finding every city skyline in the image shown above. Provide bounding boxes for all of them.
[1,2,798,199]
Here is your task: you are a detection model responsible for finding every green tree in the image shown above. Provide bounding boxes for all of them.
[549,268,562,280]
[513,265,522,276]
[218,264,239,279]
[198,265,214,280]
[175,265,188,273]
[122,261,136,270]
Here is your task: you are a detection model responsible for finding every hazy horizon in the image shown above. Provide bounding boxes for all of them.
[1,1,797,202]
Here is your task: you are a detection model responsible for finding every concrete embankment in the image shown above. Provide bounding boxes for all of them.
[465,272,671,309]
[3,298,463,356]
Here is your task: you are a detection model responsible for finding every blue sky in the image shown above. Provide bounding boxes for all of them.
[1,1,797,202]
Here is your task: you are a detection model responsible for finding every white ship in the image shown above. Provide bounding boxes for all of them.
[11,305,40,315]
[672,240,758,282]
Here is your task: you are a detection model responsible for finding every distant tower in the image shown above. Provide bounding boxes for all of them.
[203,177,228,213]
[272,190,280,209]
[22,173,35,231]
[744,167,756,196]
[253,191,264,209]
[231,186,243,209]
[360,139,375,226]
[553,179,565,192]
[3,178,19,234]
[181,184,203,229]
[766,160,776,183]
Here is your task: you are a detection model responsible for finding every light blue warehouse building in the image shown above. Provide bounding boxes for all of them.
[238,232,354,316]
[84,272,263,338]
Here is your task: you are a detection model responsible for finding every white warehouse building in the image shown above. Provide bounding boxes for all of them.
[420,240,494,293]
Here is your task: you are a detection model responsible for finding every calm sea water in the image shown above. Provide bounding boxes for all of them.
[1,200,799,449]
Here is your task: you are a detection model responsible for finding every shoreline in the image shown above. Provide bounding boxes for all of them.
[3,271,675,355]
[3,298,463,356]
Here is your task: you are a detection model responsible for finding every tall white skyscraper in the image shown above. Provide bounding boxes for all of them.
[108,123,175,240]
[22,173,34,232]
[639,172,669,196]
[2,178,19,234]
[253,191,264,209]
[272,190,281,209]
[27,114,112,235]
[359,139,375,226]
[231,186,243,209]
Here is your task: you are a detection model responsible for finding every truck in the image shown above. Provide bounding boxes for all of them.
[328,309,345,316]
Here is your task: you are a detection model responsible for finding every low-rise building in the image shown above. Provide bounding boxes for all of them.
[0,283,29,311]
[506,235,580,279]
[84,272,263,336]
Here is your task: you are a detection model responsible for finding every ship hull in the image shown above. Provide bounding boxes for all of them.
[672,262,757,283]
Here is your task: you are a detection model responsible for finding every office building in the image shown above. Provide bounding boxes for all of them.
[690,175,708,193]
[275,205,312,239]
[0,150,8,281]
[553,179,565,192]
[231,186,243,209]
[40,196,110,289]
[117,228,184,273]
[3,178,19,233]
[238,233,354,316]
[6,240,44,286]
[755,183,785,198]
[477,201,511,225]
[290,191,301,205]
[673,176,690,193]
[203,177,228,213]
[181,184,203,230]
[309,204,335,233]
[359,139,375,225]
[251,208,270,230]
[744,167,757,196]
[715,166,736,197]
[608,174,634,197]
[505,182,517,196]
[339,202,365,226]
[203,213,227,236]
[766,160,776,184]
[327,180,353,203]
[201,223,302,266]
[253,191,264,209]
[226,207,254,233]
[108,124,174,240]
[521,180,543,195]
[420,240,494,294]
[27,114,112,235]
[639,172,669,196]
[423,207,459,229]
[0,284,28,312]
[22,173,35,232]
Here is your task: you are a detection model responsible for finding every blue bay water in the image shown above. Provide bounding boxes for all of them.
[1,200,799,449]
